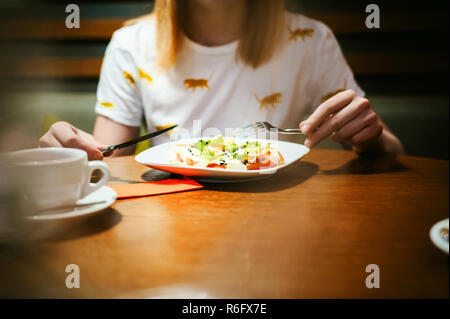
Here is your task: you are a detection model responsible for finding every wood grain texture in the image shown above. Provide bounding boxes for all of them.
[0,150,448,298]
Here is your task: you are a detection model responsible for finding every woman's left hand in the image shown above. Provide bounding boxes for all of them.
[299,89,385,151]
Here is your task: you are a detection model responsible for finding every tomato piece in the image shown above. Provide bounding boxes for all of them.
[257,154,270,165]
[246,162,262,170]
[246,154,278,170]
[207,163,227,169]
[186,158,198,166]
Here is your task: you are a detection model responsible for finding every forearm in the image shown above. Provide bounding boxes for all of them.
[93,115,140,157]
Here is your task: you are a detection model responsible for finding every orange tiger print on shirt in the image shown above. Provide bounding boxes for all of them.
[184,72,214,91]
[288,26,315,42]
[254,93,282,112]
[123,71,136,85]
[184,78,210,91]
[100,101,114,108]
[138,68,153,83]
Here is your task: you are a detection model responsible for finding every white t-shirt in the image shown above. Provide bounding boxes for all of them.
[95,12,364,145]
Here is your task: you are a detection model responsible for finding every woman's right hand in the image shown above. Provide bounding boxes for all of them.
[39,122,109,160]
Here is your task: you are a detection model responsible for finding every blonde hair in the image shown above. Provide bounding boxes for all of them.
[147,0,285,70]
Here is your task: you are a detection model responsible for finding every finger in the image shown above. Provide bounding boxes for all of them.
[94,142,109,150]
[349,121,383,145]
[39,134,62,148]
[305,97,370,147]
[86,149,104,161]
[301,89,357,134]
[78,130,108,150]
[52,123,103,160]
[50,122,80,146]
[332,108,378,143]
[79,131,109,159]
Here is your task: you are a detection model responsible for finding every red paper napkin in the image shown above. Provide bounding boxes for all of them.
[110,177,203,199]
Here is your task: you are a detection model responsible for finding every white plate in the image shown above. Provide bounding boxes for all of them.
[135,138,310,183]
[429,218,449,254]
[26,186,117,221]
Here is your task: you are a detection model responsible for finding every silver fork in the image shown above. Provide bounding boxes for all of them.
[238,121,304,137]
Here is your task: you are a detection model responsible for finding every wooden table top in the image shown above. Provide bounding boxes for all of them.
[0,150,448,298]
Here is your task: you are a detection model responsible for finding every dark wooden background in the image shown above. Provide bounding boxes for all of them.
[0,0,448,159]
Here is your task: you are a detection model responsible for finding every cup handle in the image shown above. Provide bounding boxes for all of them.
[81,161,110,198]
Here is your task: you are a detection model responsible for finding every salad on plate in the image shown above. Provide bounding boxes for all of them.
[171,136,285,171]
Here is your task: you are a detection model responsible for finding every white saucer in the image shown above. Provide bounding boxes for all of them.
[429,218,449,254]
[26,186,117,221]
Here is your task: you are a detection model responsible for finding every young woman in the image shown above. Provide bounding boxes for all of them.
[40,0,404,160]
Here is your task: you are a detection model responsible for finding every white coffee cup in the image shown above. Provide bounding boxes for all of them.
[3,147,110,213]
